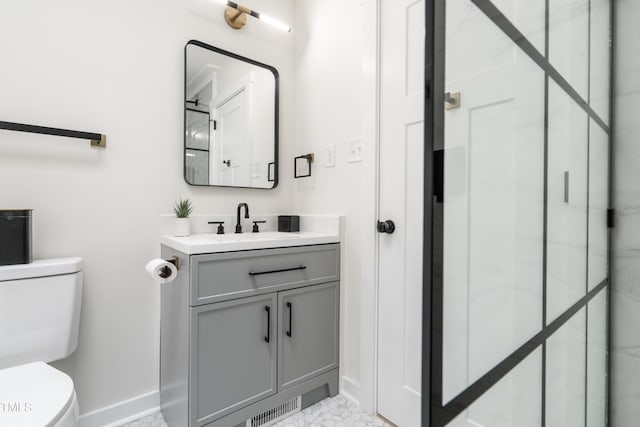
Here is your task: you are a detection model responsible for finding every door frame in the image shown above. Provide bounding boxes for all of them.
[358,0,382,416]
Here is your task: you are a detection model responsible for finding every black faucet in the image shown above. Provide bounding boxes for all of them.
[236,203,250,233]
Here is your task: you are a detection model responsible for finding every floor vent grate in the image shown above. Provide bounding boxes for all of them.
[246,396,302,427]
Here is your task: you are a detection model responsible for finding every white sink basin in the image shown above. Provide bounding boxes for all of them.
[160,231,340,254]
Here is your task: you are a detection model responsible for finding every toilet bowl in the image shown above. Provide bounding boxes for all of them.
[0,362,79,426]
[0,258,83,427]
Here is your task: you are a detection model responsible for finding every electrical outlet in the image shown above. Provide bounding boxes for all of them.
[325,144,336,167]
[348,138,363,163]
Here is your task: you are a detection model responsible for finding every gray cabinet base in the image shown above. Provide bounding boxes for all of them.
[160,368,338,427]
[204,369,339,427]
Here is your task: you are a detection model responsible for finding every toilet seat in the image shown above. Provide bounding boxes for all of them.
[0,361,76,427]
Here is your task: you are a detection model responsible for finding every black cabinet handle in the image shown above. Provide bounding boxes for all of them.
[286,302,293,338]
[265,306,271,343]
[249,266,307,276]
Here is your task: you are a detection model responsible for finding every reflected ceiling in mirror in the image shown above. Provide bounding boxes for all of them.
[184,40,278,189]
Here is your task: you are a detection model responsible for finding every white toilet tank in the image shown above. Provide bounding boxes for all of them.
[0,258,83,370]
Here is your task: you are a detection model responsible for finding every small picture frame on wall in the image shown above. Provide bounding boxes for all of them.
[294,154,313,178]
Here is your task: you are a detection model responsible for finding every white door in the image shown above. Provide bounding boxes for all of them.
[216,89,249,186]
[377,0,425,425]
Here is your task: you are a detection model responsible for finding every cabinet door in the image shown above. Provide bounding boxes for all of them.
[190,294,277,426]
[278,282,339,390]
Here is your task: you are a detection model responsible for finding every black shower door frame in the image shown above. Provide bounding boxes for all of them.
[421,0,615,425]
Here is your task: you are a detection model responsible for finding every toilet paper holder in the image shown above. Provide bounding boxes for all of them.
[160,256,180,278]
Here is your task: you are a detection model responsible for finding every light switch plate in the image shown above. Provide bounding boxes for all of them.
[325,144,336,167]
[348,138,363,163]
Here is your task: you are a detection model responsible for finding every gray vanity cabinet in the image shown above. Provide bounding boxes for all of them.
[190,294,277,425]
[160,243,340,427]
[278,282,339,390]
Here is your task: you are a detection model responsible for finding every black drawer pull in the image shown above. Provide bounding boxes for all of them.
[249,266,307,276]
[265,306,271,343]
[286,302,293,338]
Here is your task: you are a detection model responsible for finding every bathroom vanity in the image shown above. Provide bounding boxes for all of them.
[159,230,340,427]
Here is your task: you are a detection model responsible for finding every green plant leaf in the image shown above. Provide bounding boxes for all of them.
[173,198,193,218]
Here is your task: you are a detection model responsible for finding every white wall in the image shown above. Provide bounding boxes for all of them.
[292,0,365,402]
[611,0,640,425]
[0,0,295,415]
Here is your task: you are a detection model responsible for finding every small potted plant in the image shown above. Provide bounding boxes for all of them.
[173,198,193,237]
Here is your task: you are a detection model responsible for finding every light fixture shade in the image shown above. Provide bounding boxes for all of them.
[259,13,291,32]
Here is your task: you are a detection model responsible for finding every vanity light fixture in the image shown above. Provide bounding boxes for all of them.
[214,0,291,32]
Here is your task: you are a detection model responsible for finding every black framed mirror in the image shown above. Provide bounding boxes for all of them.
[184,40,279,189]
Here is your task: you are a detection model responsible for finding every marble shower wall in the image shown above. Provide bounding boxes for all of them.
[611,0,640,425]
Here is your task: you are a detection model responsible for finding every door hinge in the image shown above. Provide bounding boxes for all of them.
[212,119,217,130]
[607,209,615,228]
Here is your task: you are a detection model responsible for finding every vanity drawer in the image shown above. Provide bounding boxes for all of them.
[190,244,339,306]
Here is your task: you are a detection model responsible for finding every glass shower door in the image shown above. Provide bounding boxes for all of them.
[429,0,611,425]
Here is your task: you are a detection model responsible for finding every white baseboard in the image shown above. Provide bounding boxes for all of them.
[340,376,361,407]
[77,391,160,427]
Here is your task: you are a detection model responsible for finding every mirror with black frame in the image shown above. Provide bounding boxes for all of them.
[184,40,278,189]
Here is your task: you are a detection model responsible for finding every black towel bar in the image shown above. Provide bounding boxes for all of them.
[0,121,106,148]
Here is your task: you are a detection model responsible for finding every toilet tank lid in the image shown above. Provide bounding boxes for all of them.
[0,257,82,282]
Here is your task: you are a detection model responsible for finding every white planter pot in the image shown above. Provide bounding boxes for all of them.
[174,218,191,237]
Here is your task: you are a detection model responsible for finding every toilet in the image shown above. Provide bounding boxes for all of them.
[0,258,83,427]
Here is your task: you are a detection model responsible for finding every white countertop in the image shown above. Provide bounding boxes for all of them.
[160,231,340,255]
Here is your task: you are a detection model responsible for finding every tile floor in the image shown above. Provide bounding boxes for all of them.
[120,395,390,427]
[121,410,167,427]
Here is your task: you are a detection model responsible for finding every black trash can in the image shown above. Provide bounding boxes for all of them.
[278,215,300,232]
[0,209,32,266]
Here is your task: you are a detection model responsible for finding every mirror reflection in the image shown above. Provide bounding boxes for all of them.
[184,41,278,188]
